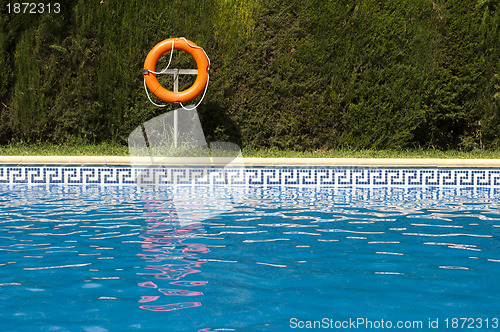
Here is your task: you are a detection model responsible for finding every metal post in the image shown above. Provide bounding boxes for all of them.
[173,69,179,148]
[154,68,198,149]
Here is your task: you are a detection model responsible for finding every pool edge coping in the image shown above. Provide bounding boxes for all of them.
[1,156,500,167]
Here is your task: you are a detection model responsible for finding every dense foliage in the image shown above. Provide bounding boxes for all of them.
[0,0,498,150]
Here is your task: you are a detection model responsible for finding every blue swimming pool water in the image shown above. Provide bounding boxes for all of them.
[0,185,499,331]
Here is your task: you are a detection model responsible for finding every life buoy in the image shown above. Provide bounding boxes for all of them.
[143,38,209,104]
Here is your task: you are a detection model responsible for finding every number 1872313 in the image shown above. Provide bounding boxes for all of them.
[6,3,61,14]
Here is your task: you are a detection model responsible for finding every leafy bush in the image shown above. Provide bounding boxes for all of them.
[0,0,497,151]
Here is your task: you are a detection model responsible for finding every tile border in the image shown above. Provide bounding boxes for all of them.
[1,165,500,187]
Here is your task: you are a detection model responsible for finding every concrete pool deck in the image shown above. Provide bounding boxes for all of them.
[1,156,500,167]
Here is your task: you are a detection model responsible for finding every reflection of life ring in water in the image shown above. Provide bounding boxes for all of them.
[143,38,210,103]
[137,199,209,312]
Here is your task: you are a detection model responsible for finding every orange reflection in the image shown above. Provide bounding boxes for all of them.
[137,199,209,312]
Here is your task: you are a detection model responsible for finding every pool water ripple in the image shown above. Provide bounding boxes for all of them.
[0,185,498,331]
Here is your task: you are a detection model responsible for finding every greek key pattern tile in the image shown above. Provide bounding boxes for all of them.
[1,167,500,187]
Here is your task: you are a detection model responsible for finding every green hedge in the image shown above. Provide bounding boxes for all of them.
[0,0,498,151]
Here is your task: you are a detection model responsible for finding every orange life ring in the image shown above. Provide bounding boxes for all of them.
[143,38,209,103]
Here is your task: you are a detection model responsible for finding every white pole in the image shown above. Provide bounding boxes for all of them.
[173,68,179,148]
